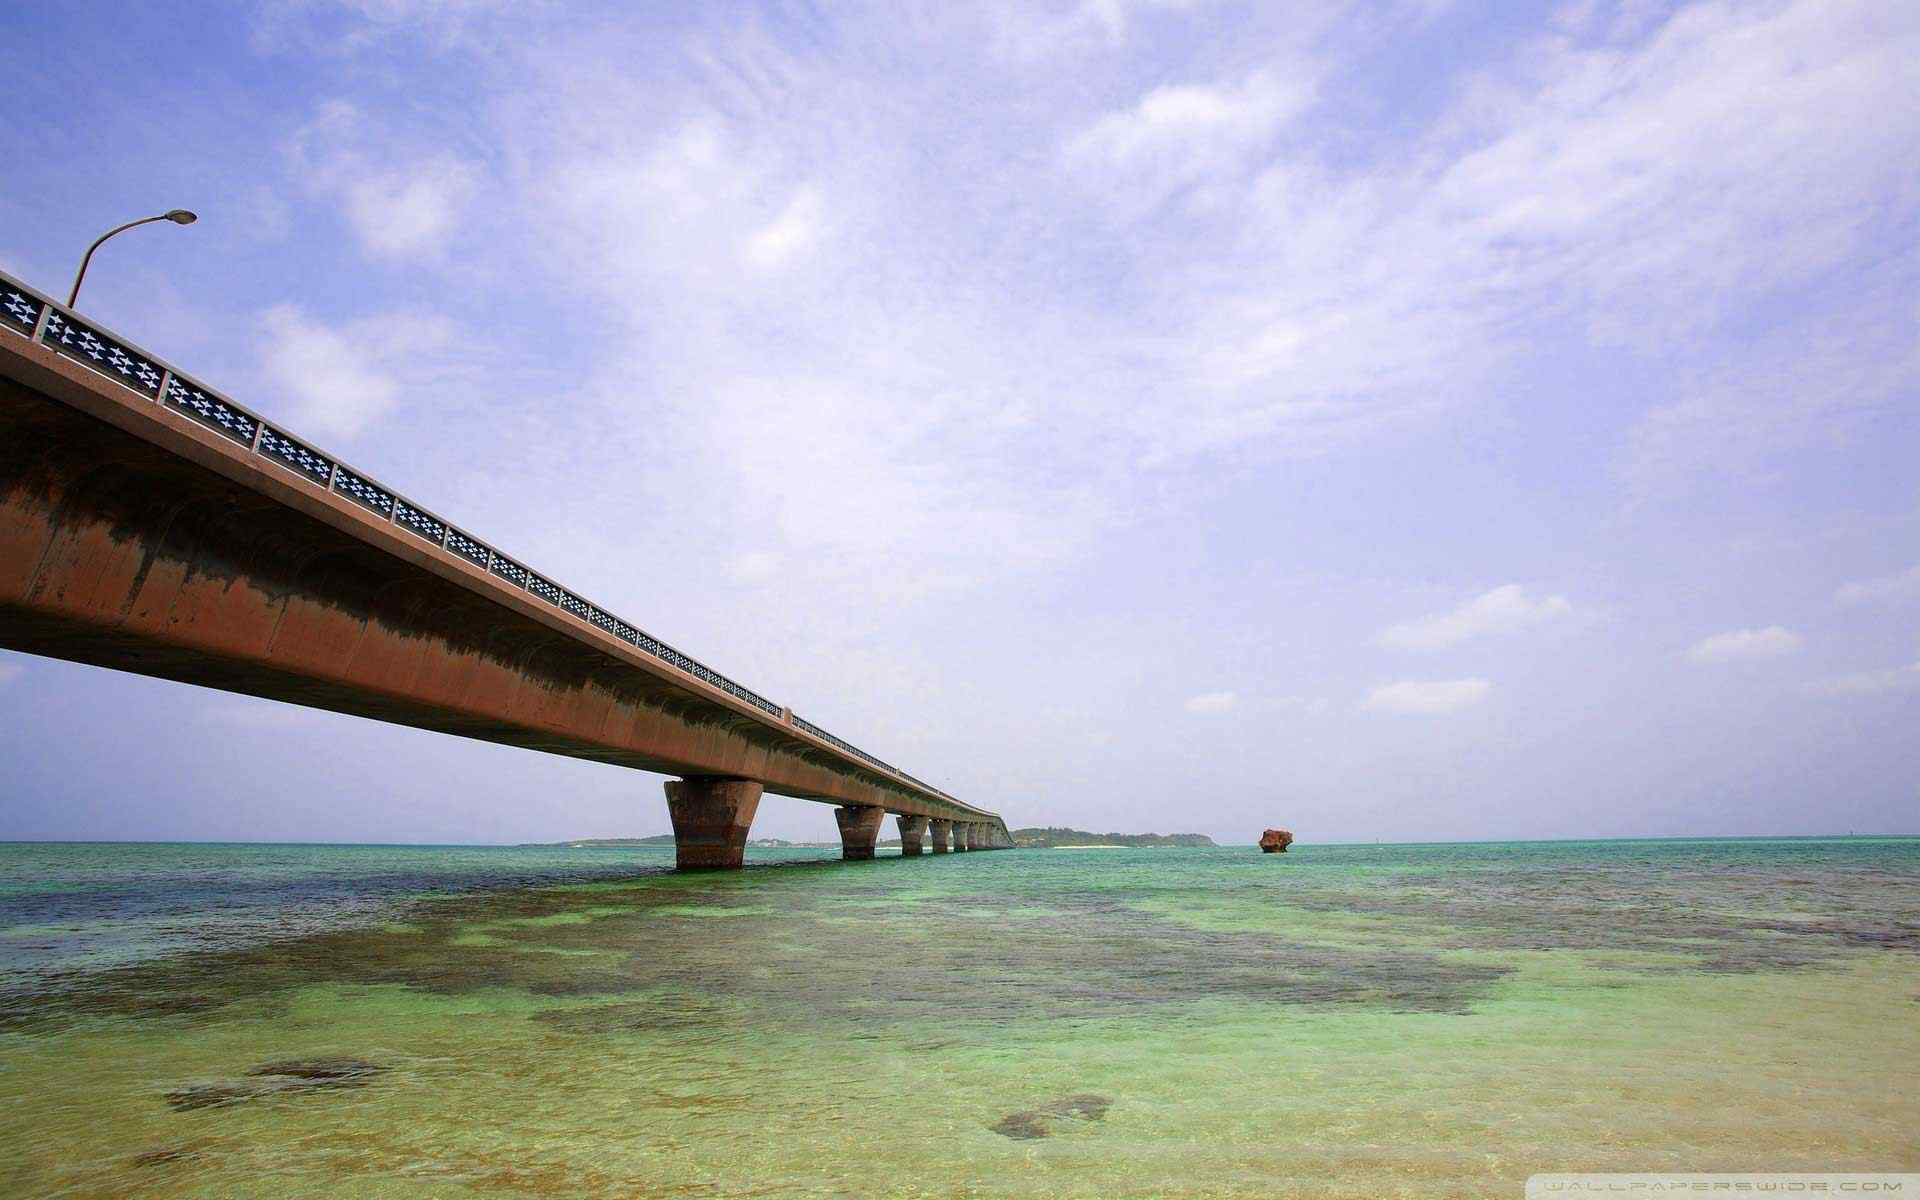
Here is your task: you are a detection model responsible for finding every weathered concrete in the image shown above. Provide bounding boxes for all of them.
[664,777,762,870]
[834,804,886,861]
[897,814,928,856]
[0,323,1017,867]
[929,819,953,854]
[956,824,973,851]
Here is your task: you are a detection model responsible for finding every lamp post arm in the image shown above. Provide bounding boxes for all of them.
[67,214,172,308]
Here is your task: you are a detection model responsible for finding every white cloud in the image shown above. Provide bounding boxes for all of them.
[1136,0,1920,468]
[257,305,458,438]
[1067,71,1314,205]
[1684,626,1804,664]
[1376,584,1574,651]
[1836,565,1920,606]
[472,0,1920,577]
[1362,678,1490,715]
[741,185,825,271]
[1426,3,1913,332]
[542,118,825,301]
[690,374,1100,603]
[1805,662,1920,698]
[287,101,480,261]
[1069,72,1302,166]
[728,551,779,584]
[0,662,23,687]
[340,156,478,259]
[984,0,1224,58]
[494,87,1125,627]
[1621,291,1920,500]
[1183,690,1237,714]
[1077,0,1217,42]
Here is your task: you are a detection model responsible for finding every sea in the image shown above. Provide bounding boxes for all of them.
[1,837,1916,1198]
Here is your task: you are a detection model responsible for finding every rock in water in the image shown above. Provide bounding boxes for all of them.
[165,1057,390,1111]
[990,1093,1115,1139]
[164,1082,267,1112]
[991,1110,1053,1140]
[1259,829,1294,853]
[246,1058,386,1088]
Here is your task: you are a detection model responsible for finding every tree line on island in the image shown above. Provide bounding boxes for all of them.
[1004,827,1215,848]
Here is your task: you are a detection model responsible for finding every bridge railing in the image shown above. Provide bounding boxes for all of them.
[0,267,984,815]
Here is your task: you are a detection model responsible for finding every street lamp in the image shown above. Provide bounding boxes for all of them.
[67,209,197,308]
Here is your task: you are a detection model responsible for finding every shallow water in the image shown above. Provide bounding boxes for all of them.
[2,838,1916,1198]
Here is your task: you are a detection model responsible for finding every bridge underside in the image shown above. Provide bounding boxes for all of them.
[0,334,1011,866]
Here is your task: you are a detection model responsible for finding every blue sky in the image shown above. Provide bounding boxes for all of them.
[1,0,1915,845]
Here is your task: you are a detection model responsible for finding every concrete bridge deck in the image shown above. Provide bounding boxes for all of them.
[0,268,1012,865]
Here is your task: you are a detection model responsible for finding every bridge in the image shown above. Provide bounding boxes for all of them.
[0,268,1012,866]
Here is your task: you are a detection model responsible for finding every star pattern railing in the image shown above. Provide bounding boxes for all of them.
[0,268,972,813]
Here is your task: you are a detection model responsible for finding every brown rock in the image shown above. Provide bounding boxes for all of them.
[164,1082,270,1111]
[127,1140,214,1169]
[1259,829,1294,853]
[990,1093,1114,1139]
[165,1058,389,1111]
[247,1058,386,1087]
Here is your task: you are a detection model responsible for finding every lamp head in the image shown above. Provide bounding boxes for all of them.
[164,210,197,225]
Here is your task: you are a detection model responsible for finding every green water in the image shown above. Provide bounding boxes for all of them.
[2,838,1916,1198]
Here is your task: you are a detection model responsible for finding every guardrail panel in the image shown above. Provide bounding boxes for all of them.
[163,375,258,445]
[41,310,164,399]
[332,466,396,518]
[258,427,334,486]
[1,287,43,337]
[392,500,446,544]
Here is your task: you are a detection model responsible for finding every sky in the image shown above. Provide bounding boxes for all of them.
[0,0,1915,846]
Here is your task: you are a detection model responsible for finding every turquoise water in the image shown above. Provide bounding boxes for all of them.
[2,837,1916,1197]
[0,840,700,984]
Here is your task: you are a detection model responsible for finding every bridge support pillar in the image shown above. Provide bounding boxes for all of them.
[929,818,952,854]
[955,824,972,851]
[897,814,928,856]
[664,777,763,870]
[834,805,886,861]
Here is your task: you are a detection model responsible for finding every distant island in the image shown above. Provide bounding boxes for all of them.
[537,836,675,847]
[1008,827,1215,849]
